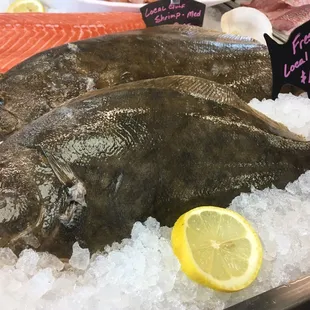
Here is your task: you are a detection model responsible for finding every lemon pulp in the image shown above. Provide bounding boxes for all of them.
[171,206,263,292]
[7,0,45,13]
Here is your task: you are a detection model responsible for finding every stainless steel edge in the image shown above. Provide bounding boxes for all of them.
[224,275,310,310]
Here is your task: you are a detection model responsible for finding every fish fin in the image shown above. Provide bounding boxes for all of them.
[114,171,124,195]
[59,201,86,230]
[39,146,77,187]
[60,181,87,230]
[39,145,87,230]
[120,71,134,84]
[105,170,124,197]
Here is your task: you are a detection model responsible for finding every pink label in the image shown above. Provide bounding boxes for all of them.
[292,33,310,55]
[284,51,308,78]
[153,9,202,24]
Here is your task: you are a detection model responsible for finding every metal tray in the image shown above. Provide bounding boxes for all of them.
[225,275,310,310]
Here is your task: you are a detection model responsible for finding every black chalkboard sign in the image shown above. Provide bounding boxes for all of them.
[140,0,205,28]
[264,20,310,99]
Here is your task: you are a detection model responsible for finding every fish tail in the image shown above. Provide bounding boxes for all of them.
[263,34,284,100]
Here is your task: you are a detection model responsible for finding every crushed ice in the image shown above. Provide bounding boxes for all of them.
[1,92,310,310]
[249,93,310,140]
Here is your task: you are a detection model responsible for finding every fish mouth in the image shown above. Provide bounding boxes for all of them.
[0,107,21,141]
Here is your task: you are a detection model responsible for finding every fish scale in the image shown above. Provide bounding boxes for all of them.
[0,24,273,141]
[0,76,309,258]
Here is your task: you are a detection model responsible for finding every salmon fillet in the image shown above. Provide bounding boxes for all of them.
[0,12,145,73]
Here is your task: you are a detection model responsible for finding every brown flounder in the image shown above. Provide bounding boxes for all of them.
[0,76,308,258]
[0,24,273,140]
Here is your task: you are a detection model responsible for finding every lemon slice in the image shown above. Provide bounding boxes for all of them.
[171,206,263,292]
[7,0,45,13]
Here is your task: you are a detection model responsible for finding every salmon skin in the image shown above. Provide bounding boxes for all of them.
[0,12,145,73]
[0,24,273,141]
[0,76,309,258]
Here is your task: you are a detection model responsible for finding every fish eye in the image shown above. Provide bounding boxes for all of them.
[0,97,4,106]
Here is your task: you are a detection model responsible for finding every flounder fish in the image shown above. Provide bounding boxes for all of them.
[0,24,273,141]
[0,76,308,258]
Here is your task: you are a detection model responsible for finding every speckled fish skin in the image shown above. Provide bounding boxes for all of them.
[0,24,273,141]
[1,76,308,258]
